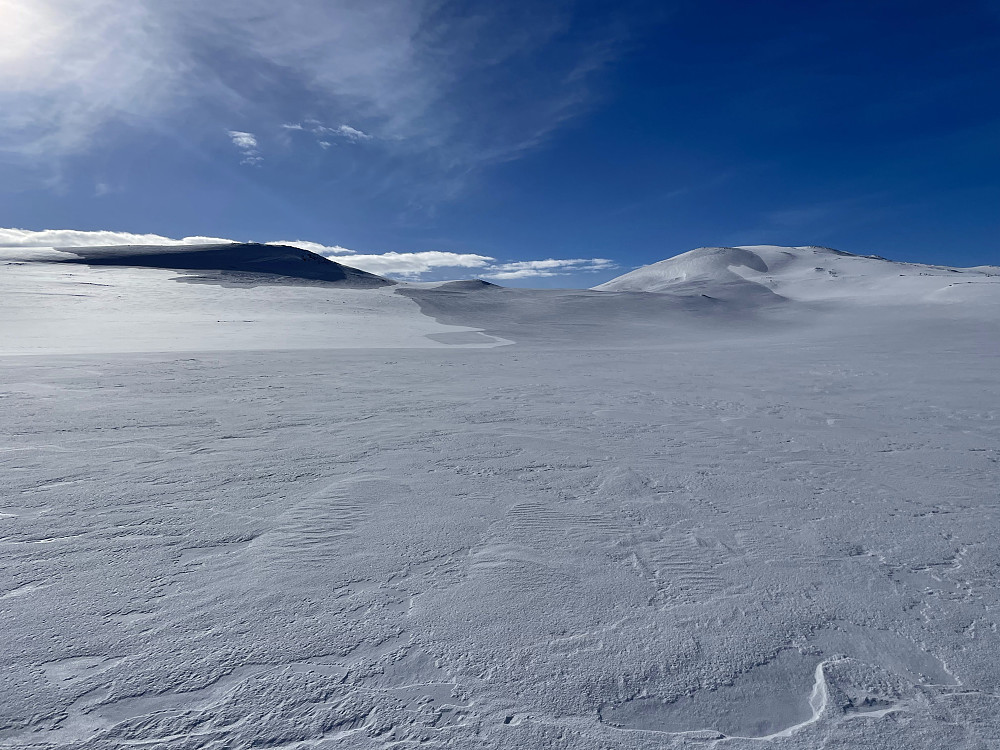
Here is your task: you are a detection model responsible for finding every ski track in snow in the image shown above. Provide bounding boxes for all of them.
[1,246,999,749]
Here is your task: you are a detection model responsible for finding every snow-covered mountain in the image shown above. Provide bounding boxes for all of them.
[594,245,1000,305]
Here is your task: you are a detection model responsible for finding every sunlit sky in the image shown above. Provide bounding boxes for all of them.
[1,0,997,285]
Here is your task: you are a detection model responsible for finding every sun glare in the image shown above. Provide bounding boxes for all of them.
[0,0,61,71]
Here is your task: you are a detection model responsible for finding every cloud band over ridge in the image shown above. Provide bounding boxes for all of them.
[0,228,614,281]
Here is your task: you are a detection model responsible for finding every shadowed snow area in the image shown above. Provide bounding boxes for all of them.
[53,242,395,288]
[1,245,998,749]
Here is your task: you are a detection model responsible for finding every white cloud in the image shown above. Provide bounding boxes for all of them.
[269,238,492,278]
[487,269,559,280]
[333,124,371,141]
[266,240,354,255]
[0,227,612,282]
[0,227,235,248]
[227,131,257,150]
[283,120,373,149]
[485,258,616,279]
[227,130,262,165]
[339,251,493,279]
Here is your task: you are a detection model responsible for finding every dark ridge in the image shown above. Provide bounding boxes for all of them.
[53,242,395,287]
[434,279,502,290]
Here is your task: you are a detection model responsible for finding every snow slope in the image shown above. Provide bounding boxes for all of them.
[0,246,507,354]
[1,241,998,749]
[594,245,1000,305]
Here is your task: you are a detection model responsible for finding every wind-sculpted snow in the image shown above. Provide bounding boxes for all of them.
[0,246,998,749]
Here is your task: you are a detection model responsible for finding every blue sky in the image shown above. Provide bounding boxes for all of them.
[1,0,997,285]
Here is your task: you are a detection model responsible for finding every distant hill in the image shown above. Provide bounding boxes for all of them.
[593,245,1000,305]
[432,279,502,291]
[54,242,394,287]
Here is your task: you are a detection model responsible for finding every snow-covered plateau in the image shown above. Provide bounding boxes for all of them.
[1,243,998,749]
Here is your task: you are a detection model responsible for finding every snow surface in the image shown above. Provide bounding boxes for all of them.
[1,244,999,749]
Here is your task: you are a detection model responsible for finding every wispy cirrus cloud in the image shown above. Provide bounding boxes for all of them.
[0,0,635,196]
[0,227,611,282]
[0,1,173,160]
